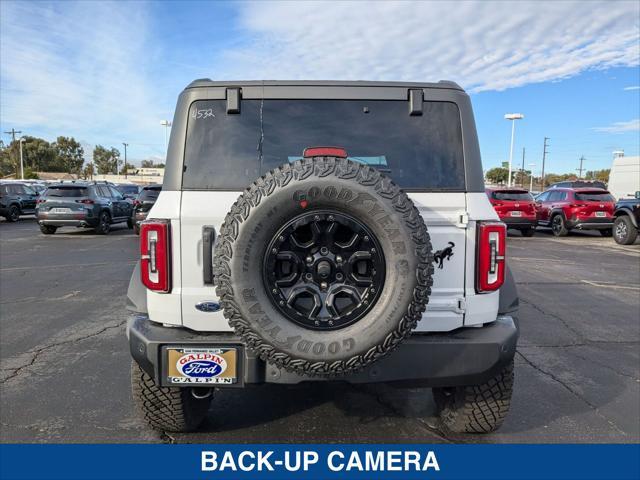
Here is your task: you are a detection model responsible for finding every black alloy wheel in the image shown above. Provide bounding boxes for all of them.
[264,210,385,331]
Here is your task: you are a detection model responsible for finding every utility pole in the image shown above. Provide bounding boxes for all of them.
[577,155,586,179]
[3,128,22,143]
[122,143,128,179]
[520,147,526,187]
[541,137,549,189]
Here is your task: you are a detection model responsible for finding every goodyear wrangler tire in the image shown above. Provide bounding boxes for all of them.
[213,157,433,376]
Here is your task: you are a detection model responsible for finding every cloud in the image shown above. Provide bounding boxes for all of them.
[0,1,171,158]
[624,86,640,91]
[222,0,639,92]
[593,119,640,134]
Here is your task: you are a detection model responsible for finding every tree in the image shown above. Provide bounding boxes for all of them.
[82,163,95,179]
[54,136,84,174]
[93,145,120,174]
[485,167,509,185]
[585,169,610,183]
[141,159,165,169]
[20,136,59,172]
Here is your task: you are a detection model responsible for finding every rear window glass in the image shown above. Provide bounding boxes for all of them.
[116,185,139,195]
[575,191,614,202]
[183,99,465,191]
[492,191,533,201]
[139,187,161,201]
[44,186,88,197]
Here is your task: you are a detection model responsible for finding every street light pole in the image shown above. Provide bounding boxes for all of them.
[122,143,128,179]
[160,120,172,158]
[504,113,524,187]
[19,138,25,180]
[528,163,536,192]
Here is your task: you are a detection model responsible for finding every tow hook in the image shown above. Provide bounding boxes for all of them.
[433,242,455,269]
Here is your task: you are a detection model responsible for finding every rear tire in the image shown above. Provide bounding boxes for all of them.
[433,360,514,434]
[40,225,57,235]
[6,205,20,222]
[131,361,212,432]
[613,216,638,245]
[521,227,535,237]
[95,212,111,235]
[599,228,612,237]
[551,214,568,237]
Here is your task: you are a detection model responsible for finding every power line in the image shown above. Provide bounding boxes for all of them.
[576,155,586,179]
[541,137,549,188]
[3,128,22,143]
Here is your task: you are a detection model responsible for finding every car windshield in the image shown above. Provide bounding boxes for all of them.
[139,187,161,201]
[492,191,533,201]
[44,186,88,197]
[575,191,615,202]
[183,99,465,191]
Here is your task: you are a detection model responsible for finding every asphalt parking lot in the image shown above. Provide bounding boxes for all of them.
[1,217,638,443]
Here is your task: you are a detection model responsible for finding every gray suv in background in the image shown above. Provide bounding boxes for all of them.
[36,182,133,234]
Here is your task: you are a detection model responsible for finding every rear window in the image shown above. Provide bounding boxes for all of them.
[575,191,614,202]
[183,99,465,191]
[116,185,139,195]
[491,191,533,201]
[44,186,88,198]
[139,187,161,201]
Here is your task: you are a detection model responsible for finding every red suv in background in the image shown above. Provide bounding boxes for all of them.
[486,188,537,237]
[535,187,615,237]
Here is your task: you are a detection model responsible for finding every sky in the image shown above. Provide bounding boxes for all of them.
[1,0,638,175]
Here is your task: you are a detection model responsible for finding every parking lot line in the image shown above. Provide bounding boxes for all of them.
[0,261,136,272]
[581,280,640,291]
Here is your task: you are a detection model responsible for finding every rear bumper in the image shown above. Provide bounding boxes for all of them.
[127,314,518,388]
[566,217,613,230]
[501,217,537,228]
[37,212,98,227]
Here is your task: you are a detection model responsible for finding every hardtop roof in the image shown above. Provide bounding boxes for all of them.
[185,79,464,91]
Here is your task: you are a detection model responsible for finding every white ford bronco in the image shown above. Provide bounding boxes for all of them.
[127,80,519,434]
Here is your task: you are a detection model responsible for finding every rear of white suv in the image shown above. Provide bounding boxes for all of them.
[127,80,518,434]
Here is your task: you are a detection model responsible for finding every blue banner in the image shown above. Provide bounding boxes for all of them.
[1,444,638,480]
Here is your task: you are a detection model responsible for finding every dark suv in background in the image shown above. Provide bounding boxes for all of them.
[131,184,161,235]
[613,193,640,245]
[115,184,142,201]
[0,181,38,222]
[36,182,133,234]
[535,187,615,237]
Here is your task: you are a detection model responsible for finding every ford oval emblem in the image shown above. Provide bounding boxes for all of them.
[196,301,221,312]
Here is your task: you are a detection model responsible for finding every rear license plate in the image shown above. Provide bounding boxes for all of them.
[166,347,237,385]
[595,211,606,217]
[51,208,71,214]
[510,211,522,217]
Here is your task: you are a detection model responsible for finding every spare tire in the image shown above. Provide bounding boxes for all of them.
[213,157,433,376]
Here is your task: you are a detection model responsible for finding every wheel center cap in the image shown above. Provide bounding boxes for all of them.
[316,260,331,278]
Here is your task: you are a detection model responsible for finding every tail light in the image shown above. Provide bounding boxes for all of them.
[36,199,45,204]
[476,222,506,293]
[76,199,95,204]
[133,200,141,206]
[140,220,171,293]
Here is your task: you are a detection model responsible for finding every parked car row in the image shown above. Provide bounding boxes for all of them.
[0,180,161,235]
[486,181,640,245]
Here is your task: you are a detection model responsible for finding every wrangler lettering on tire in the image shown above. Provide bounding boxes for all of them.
[213,157,434,376]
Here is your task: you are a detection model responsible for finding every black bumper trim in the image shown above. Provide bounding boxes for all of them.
[127,315,518,388]
[501,217,537,228]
